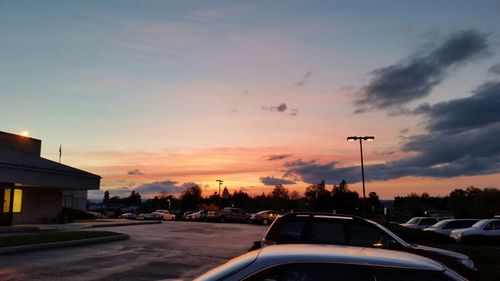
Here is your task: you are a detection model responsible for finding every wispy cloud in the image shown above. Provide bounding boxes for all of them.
[355,30,489,111]
[127,169,144,175]
[262,103,287,112]
[267,154,292,161]
[489,62,500,75]
[295,70,313,87]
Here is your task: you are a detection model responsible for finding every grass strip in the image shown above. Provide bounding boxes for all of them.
[0,231,121,248]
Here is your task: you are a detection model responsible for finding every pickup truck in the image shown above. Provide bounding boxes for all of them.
[208,207,249,223]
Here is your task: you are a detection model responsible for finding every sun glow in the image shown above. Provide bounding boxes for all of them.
[19,131,29,137]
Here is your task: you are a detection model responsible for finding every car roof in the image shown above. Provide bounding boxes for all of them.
[279,212,358,220]
[256,244,446,272]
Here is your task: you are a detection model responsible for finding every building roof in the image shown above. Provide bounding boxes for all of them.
[0,136,100,190]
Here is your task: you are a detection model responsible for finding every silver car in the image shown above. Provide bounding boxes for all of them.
[194,244,467,281]
[423,219,479,236]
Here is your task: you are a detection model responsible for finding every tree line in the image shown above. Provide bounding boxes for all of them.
[100,182,499,219]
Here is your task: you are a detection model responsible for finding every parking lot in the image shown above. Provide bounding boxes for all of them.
[0,221,267,281]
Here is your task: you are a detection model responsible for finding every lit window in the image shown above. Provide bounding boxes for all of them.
[3,189,22,213]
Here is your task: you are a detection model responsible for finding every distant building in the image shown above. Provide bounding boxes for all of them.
[0,131,100,225]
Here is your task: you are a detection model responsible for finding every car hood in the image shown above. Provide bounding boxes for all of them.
[413,244,468,260]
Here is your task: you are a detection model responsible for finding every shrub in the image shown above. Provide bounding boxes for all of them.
[57,207,95,223]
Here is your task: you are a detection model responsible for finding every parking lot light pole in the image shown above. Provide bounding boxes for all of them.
[167,199,171,212]
[216,179,223,207]
[347,136,374,218]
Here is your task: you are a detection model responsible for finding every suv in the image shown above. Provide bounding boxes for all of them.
[210,207,248,223]
[262,212,476,278]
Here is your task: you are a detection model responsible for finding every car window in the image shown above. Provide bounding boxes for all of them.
[373,268,450,281]
[419,218,438,225]
[279,220,305,240]
[308,221,346,244]
[444,220,471,229]
[350,223,391,247]
[243,263,371,281]
[406,218,420,224]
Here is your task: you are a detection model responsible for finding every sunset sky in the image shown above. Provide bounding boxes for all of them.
[1,1,499,199]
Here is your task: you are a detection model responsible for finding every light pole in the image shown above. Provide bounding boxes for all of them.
[216,179,223,207]
[347,136,374,217]
[167,199,171,212]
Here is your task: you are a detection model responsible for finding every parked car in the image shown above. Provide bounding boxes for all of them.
[194,244,467,281]
[150,209,175,220]
[261,212,476,277]
[450,219,500,242]
[85,211,107,219]
[400,217,443,229]
[136,213,153,220]
[209,207,249,223]
[190,210,208,221]
[424,219,480,236]
[183,211,195,220]
[118,213,136,219]
[249,210,280,225]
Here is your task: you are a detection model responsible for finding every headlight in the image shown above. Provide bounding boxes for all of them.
[458,258,475,270]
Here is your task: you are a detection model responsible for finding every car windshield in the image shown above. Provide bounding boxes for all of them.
[406,218,420,224]
[471,220,489,228]
[431,220,449,228]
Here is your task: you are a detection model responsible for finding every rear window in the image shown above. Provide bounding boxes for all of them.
[309,221,346,244]
[350,223,390,247]
[279,220,306,240]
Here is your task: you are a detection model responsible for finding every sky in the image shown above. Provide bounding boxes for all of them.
[1,1,500,200]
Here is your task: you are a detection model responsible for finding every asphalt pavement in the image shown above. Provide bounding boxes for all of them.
[0,221,267,281]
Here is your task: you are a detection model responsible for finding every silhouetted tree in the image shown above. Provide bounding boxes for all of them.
[124,191,141,206]
[181,185,203,210]
[331,180,359,214]
[103,190,110,204]
[232,190,251,209]
[305,180,331,212]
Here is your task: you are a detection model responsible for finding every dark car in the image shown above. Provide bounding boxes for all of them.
[209,207,249,223]
[261,212,476,278]
[249,210,281,225]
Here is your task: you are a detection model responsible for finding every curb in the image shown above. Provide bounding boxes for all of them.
[0,233,129,254]
[90,220,162,228]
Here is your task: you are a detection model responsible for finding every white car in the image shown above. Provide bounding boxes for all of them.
[450,219,500,242]
[423,219,479,236]
[150,210,169,220]
[400,217,441,229]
